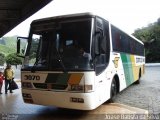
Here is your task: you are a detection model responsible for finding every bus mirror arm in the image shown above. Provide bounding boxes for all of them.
[95,43,100,56]
[95,28,103,56]
[95,27,104,37]
[17,39,24,58]
[17,39,20,54]
[95,34,101,56]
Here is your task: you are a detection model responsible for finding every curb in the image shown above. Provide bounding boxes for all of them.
[145,63,160,67]
[89,103,148,115]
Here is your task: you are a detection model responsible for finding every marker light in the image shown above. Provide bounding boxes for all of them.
[69,85,93,92]
[22,82,33,88]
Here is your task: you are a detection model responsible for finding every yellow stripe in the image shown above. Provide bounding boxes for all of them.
[130,55,139,81]
[130,55,136,81]
[68,73,83,85]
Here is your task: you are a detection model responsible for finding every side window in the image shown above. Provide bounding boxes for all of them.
[95,18,110,75]
[111,25,144,56]
[111,25,121,52]
[103,21,110,63]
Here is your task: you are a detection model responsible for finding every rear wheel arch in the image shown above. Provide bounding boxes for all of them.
[135,68,142,84]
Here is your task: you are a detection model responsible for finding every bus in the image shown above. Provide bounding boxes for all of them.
[17,13,145,110]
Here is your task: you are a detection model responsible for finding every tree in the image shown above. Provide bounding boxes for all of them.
[133,18,160,63]
[5,53,22,65]
[0,53,5,65]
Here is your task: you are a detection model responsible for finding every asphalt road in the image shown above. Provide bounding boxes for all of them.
[0,66,160,120]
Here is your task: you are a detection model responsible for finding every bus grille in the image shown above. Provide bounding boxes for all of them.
[33,83,68,90]
[33,83,47,89]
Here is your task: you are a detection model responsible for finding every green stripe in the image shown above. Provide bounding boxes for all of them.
[46,73,59,83]
[120,53,134,86]
[57,73,70,84]
[46,73,70,85]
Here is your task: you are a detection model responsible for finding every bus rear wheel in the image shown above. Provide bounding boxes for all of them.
[135,70,141,84]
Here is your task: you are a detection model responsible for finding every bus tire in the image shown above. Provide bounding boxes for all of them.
[109,78,117,102]
[135,69,141,84]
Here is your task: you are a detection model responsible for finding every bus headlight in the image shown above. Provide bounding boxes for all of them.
[70,85,84,92]
[69,85,93,92]
[22,93,32,98]
[85,85,93,92]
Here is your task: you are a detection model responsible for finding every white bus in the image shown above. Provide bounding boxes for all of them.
[17,13,145,110]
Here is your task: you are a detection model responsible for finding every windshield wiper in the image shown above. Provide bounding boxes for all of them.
[56,51,67,72]
[55,34,67,73]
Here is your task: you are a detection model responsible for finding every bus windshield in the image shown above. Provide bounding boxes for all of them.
[26,19,93,71]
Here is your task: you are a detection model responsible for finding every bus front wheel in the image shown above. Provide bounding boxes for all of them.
[110,78,117,102]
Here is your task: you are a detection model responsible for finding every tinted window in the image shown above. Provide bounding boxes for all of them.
[111,25,144,56]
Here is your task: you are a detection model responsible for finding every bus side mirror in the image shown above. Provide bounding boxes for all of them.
[95,37,100,56]
[17,37,28,58]
[95,30,103,56]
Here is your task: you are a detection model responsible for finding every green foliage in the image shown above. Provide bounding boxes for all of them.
[3,36,17,49]
[133,18,160,63]
[5,53,22,65]
[0,36,21,65]
[0,36,17,56]
[0,53,5,65]
[0,44,15,55]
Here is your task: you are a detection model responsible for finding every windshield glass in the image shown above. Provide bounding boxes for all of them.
[26,19,93,71]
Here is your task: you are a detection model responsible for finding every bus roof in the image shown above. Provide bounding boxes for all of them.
[31,12,95,24]
[31,12,144,45]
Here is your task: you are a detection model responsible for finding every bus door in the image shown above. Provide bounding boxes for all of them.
[94,17,110,101]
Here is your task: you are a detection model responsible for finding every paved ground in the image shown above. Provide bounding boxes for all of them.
[0,66,160,120]
[114,66,160,114]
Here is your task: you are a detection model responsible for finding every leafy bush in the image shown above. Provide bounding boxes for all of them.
[5,53,22,65]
